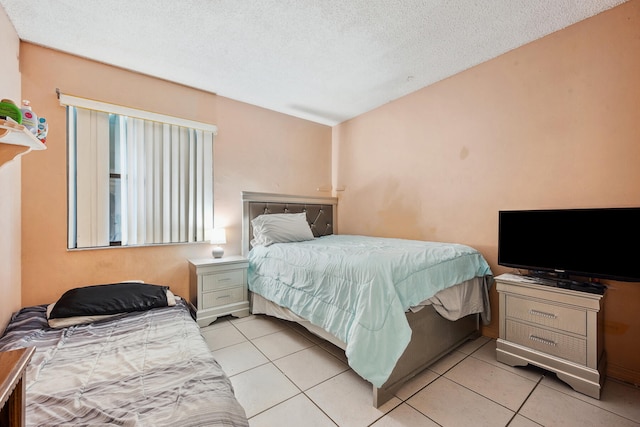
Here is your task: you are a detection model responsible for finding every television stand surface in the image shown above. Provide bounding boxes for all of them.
[495,273,606,399]
[500,273,605,294]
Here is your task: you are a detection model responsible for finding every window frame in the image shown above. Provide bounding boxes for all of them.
[61,93,218,250]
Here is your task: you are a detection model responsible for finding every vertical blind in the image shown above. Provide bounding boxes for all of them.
[63,95,216,249]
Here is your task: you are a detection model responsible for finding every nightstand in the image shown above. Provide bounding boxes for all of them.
[188,256,250,327]
[495,273,605,399]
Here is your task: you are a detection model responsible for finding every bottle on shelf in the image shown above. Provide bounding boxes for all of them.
[37,117,48,143]
[20,100,38,135]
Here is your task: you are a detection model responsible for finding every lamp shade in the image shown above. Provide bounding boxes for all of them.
[209,228,227,245]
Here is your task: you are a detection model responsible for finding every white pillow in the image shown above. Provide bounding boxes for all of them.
[251,213,314,247]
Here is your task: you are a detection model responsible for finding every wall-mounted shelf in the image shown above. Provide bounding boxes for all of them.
[0,118,46,168]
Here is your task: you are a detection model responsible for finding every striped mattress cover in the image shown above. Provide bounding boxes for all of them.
[0,297,248,427]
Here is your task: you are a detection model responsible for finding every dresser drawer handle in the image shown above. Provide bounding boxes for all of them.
[217,294,231,300]
[529,335,557,347]
[218,278,232,282]
[529,309,557,319]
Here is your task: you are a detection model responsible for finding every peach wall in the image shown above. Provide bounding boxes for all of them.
[333,1,640,384]
[0,8,23,331]
[19,43,331,307]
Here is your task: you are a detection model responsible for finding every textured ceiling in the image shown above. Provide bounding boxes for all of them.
[0,0,628,125]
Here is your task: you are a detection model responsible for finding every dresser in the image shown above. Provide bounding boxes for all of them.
[495,273,606,399]
[188,256,250,327]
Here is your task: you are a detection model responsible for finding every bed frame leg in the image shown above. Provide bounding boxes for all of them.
[372,386,394,408]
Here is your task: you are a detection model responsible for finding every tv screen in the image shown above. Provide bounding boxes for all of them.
[498,208,640,282]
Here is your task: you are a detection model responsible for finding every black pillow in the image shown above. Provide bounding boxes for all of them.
[49,282,170,319]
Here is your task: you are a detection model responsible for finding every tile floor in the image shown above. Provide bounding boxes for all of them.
[202,314,640,427]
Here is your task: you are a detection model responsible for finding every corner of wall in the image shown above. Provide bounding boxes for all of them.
[0,5,23,330]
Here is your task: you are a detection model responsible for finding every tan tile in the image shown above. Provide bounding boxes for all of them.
[508,415,543,427]
[445,356,537,411]
[427,350,467,375]
[592,378,640,423]
[369,403,439,426]
[541,375,640,423]
[212,341,268,376]
[274,345,348,390]
[473,339,545,382]
[201,323,248,351]
[393,368,439,401]
[252,328,314,360]
[457,335,491,355]
[233,314,288,339]
[202,315,234,329]
[408,377,514,427]
[228,363,300,418]
[249,394,336,427]
[520,384,639,427]
[471,338,500,363]
[306,370,401,427]
[229,313,259,324]
[213,325,640,427]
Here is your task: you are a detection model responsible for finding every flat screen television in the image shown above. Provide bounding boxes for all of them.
[498,207,640,282]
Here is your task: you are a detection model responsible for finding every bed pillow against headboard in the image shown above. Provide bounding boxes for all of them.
[251,212,315,247]
[242,192,337,256]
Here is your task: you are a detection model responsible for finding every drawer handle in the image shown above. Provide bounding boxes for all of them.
[218,278,232,282]
[216,294,231,300]
[529,309,557,319]
[529,335,557,347]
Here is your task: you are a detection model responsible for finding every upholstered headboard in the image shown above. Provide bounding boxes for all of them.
[241,191,338,256]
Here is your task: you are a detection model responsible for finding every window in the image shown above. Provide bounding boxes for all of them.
[62,94,217,249]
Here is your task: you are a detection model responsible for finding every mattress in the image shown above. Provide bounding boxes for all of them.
[248,234,493,387]
[0,297,248,427]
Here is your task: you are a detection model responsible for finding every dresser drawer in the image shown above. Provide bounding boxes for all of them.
[505,295,586,335]
[505,319,586,365]
[202,287,244,309]
[202,270,245,292]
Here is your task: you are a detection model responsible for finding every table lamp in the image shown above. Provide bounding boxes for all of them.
[209,228,227,258]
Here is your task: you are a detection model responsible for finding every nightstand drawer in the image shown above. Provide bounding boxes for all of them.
[202,287,244,309]
[505,319,586,365]
[505,295,586,335]
[202,270,244,291]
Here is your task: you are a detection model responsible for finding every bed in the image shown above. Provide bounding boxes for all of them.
[0,283,249,427]
[242,191,494,407]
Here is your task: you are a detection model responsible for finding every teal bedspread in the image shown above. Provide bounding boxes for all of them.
[248,234,492,388]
